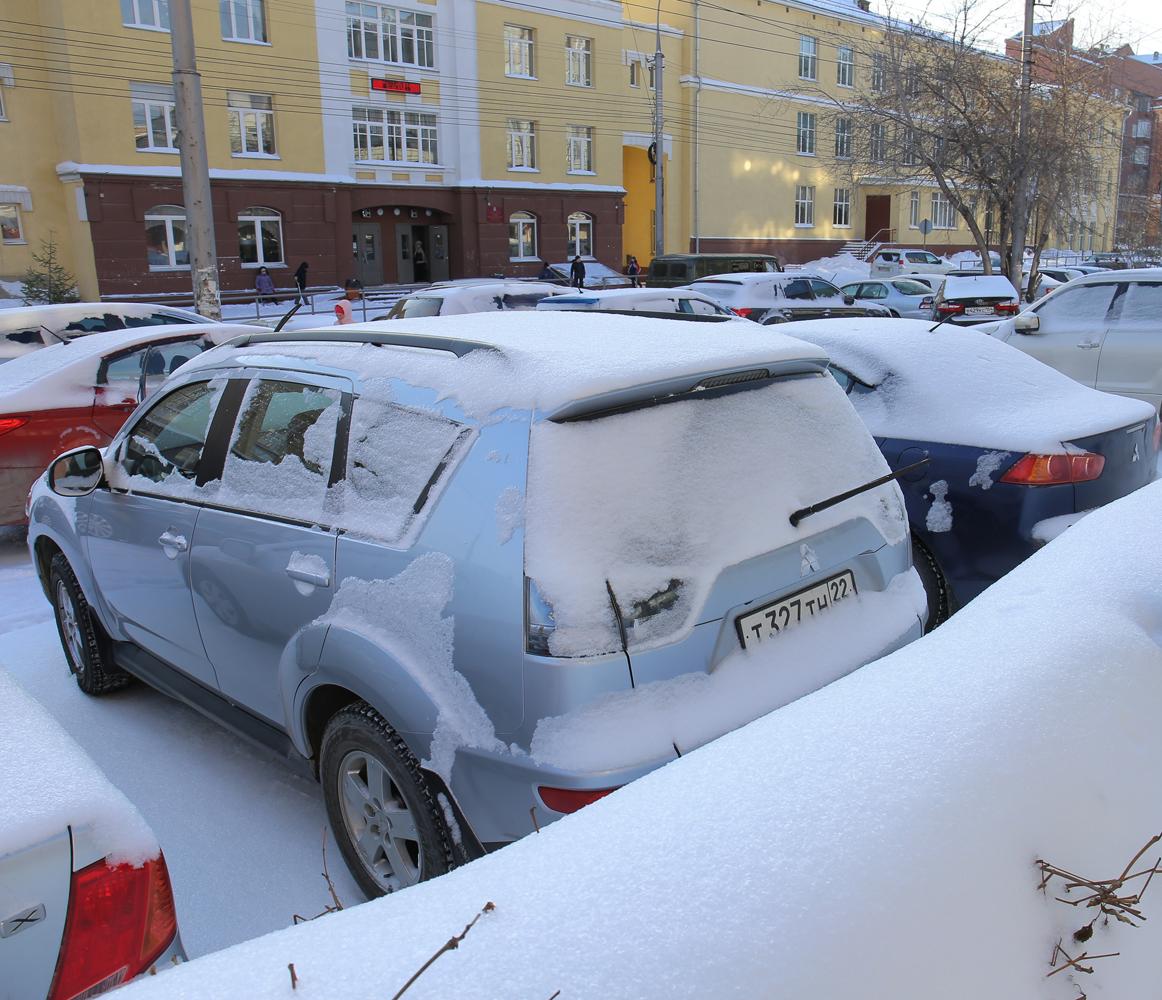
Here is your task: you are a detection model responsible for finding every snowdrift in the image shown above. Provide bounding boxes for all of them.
[121,482,1162,999]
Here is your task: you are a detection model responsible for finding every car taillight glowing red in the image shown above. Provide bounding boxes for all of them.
[995,302,1020,314]
[1000,452,1105,485]
[48,854,178,1000]
[538,786,620,814]
[733,307,757,319]
[936,302,964,314]
[0,416,28,436]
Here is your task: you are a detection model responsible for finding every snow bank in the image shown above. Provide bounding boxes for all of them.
[790,318,1156,451]
[118,481,1162,1000]
[794,252,872,286]
[524,374,908,656]
[0,667,158,865]
[188,312,824,420]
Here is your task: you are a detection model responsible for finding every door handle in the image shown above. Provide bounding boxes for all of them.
[1076,341,1101,350]
[157,531,188,553]
[286,567,330,588]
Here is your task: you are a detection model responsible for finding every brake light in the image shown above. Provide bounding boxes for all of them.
[732,307,758,320]
[0,416,28,436]
[936,302,964,315]
[920,297,934,309]
[538,786,620,814]
[1000,452,1105,485]
[49,854,178,1000]
[995,302,1020,315]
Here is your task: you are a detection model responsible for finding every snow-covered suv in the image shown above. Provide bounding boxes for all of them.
[28,314,925,899]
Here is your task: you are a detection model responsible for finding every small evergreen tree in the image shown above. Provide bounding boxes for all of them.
[21,233,79,304]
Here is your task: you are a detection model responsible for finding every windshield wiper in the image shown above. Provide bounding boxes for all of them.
[927,312,956,332]
[789,457,929,527]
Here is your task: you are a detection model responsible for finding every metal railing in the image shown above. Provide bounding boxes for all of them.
[98,284,425,322]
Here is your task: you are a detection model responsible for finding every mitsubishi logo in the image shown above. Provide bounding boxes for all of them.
[1133,442,1141,463]
[0,903,46,938]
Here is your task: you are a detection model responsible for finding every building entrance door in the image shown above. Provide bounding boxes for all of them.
[864,195,892,241]
[352,222,383,286]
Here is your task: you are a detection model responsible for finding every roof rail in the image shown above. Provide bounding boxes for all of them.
[223,329,499,358]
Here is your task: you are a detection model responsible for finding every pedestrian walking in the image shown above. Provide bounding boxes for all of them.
[293,261,309,305]
[626,255,642,288]
[570,254,586,289]
[334,278,362,325]
[254,266,275,304]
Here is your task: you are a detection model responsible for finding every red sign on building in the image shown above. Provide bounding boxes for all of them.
[372,79,422,95]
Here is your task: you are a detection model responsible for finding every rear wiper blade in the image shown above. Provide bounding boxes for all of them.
[927,312,956,332]
[790,457,929,527]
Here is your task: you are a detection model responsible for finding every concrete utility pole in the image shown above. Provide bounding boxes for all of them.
[1008,0,1036,291]
[169,0,220,319]
[653,3,665,259]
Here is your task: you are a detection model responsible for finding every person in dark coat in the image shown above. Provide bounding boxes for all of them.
[293,261,309,304]
[570,255,586,289]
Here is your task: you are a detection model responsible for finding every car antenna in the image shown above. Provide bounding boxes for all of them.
[274,301,302,332]
[790,457,930,527]
[41,325,68,344]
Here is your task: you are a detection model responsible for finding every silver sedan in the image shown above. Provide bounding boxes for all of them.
[842,278,937,319]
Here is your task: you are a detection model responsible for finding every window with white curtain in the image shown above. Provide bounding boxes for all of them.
[228,92,276,156]
[507,118,537,169]
[566,125,594,173]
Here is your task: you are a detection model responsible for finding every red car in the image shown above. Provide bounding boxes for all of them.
[0,323,251,524]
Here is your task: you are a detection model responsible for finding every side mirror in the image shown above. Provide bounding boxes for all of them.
[1014,313,1041,334]
[49,446,105,498]
[843,294,856,305]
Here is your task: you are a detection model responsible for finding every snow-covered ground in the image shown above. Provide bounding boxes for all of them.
[0,530,362,958]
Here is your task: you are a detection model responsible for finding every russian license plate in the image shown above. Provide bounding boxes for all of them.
[735,571,857,648]
[965,306,995,315]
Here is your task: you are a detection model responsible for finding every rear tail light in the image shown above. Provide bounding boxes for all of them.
[995,302,1020,315]
[538,786,620,814]
[0,416,28,436]
[732,307,759,320]
[1000,452,1105,485]
[49,854,178,1000]
[920,297,934,310]
[936,302,964,315]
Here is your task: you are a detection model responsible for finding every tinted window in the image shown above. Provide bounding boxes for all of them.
[122,311,200,328]
[878,252,898,262]
[783,279,813,300]
[906,252,940,263]
[100,339,207,390]
[892,279,933,296]
[6,328,45,345]
[64,313,127,334]
[809,279,842,298]
[230,381,340,476]
[1115,282,1162,324]
[858,283,888,299]
[1036,283,1119,323]
[389,297,444,319]
[120,381,219,483]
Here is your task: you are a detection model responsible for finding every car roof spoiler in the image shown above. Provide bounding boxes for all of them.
[222,329,500,358]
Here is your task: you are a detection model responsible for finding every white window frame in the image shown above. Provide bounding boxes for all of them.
[628,58,642,88]
[931,191,956,229]
[833,188,851,228]
[145,205,188,270]
[796,111,816,156]
[121,0,169,31]
[506,118,537,170]
[346,2,435,69]
[0,204,24,244]
[794,185,815,227]
[566,125,594,174]
[132,90,178,152]
[798,36,817,81]
[834,117,852,159]
[909,190,920,228]
[870,122,885,162]
[567,211,593,257]
[837,46,854,88]
[237,207,284,268]
[509,211,538,261]
[565,35,593,87]
[504,25,535,79]
[352,107,439,165]
[1134,119,1152,139]
[228,92,276,157]
[220,0,267,43]
[871,52,885,92]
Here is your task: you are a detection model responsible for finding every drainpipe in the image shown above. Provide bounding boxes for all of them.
[693,0,701,252]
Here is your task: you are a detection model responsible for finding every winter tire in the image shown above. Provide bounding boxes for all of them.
[911,535,951,634]
[320,702,452,899]
[49,553,131,695]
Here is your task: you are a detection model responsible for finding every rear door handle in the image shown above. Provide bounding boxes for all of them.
[157,531,188,553]
[286,567,330,587]
[1077,341,1101,350]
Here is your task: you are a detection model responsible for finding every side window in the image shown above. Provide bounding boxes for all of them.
[863,283,888,300]
[828,365,855,392]
[121,312,198,328]
[337,397,469,542]
[6,328,46,345]
[117,381,221,486]
[784,279,813,300]
[686,297,721,316]
[1035,284,1119,326]
[101,349,146,387]
[64,314,127,334]
[1115,282,1162,324]
[810,279,841,298]
[144,340,208,390]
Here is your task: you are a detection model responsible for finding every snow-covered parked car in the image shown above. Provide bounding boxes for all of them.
[379,280,566,320]
[0,667,184,1000]
[0,303,209,363]
[535,286,736,317]
[112,482,1162,1000]
[686,272,893,323]
[791,318,1158,626]
[27,313,924,900]
[932,274,1020,325]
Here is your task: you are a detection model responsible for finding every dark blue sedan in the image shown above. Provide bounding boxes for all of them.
[789,319,1159,629]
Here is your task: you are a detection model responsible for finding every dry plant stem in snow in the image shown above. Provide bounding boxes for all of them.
[391,902,497,1000]
[292,827,346,924]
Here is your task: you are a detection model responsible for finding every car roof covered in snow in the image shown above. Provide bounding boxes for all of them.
[0,301,208,334]
[0,667,158,864]
[787,317,1155,451]
[194,312,828,418]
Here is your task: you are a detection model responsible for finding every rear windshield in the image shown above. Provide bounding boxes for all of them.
[524,374,902,657]
[388,296,444,319]
[690,281,741,303]
[892,279,934,296]
[944,277,1016,299]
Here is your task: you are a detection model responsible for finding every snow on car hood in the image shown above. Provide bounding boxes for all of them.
[0,667,158,864]
[788,318,1156,451]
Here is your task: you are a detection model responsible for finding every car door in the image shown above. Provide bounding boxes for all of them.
[1095,280,1162,409]
[83,377,244,687]
[1007,281,1121,387]
[783,278,825,320]
[189,372,349,728]
[810,278,858,317]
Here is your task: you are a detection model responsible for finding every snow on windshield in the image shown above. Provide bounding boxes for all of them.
[525,374,907,656]
[792,319,1156,451]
